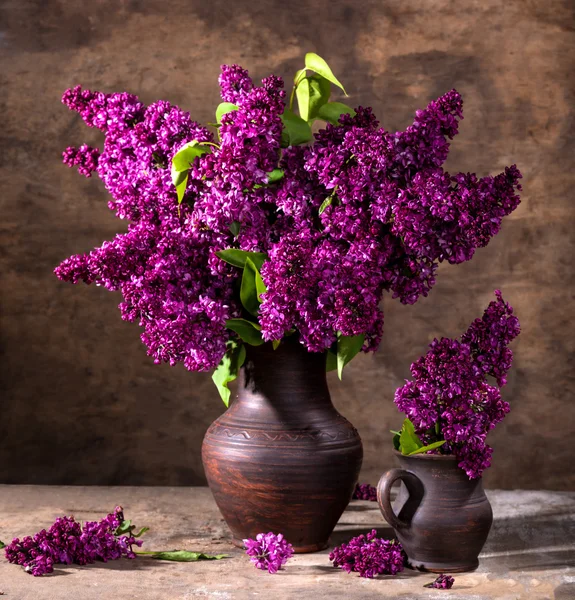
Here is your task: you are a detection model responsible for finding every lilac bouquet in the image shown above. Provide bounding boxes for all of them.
[55,53,522,403]
[392,291,520,478]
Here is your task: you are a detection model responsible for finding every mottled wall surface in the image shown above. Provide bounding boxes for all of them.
[1,0,573,489]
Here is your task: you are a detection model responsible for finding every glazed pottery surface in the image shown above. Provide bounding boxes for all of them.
[377,450,493,572]
[202,337,363,553]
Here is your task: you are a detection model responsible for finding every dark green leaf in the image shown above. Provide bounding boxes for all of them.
[215,102,239,123]
[266,169,284,184]
[216,249,268,272]
[295,77,311,121]
[132,527,150,538]
[139,550,227,561]
[307,74,331,121]
[228,221,241,237]
[319,196,333,215]
[212,341,246,406]
[305,53,347,95]
[408,440,447,456]
[225,318,264,346]
[326,349,337,372]
[392,433,400,451]
[399,418,423,455]
[280,110,313,147]
[241,257,260,316]
[171,169,189,205]
[317,102,356,125]
[336,333,365,380]
[272,340,281,350]
[0,540,5,549]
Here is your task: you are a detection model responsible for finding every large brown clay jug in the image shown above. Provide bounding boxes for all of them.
[377,450,493,572]
[202,337,363,552]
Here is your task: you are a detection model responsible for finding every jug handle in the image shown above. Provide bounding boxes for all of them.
[377,468,424,530]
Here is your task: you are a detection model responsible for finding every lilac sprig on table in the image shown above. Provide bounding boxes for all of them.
[3,508,226,576]
[393,290,520,478]
[243,532,294,573]
[352,483,377,501]
[425,574,455,589]
[4,506,143,576]
[329,529,404,578]
[54,53,522,403]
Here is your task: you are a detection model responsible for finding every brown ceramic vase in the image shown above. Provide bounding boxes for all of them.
[201,337,363,553]
[377,450,493,572]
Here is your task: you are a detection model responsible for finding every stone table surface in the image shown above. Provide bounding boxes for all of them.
[0,486,574,600]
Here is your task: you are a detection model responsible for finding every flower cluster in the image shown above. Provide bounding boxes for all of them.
[56,60,521,375]
[329,529,404,578]
[395,291,520,478]
[352,483,377,501]
[4,507,142,576]
[243,532,294,573]
[425,574,455,589]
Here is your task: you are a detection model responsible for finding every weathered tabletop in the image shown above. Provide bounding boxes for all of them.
[0,486,574,600]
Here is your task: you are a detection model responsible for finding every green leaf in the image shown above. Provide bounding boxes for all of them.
[0,540,5,549]
[132,527,150,538]
[272,340,281,350]
[241,258,260,317]
[305,52,347,95]
[408,440,447,456]
[389,430,401,436]
[319,196,333,215]
[216,249,268,272]
[326,349,337,372]
[225,318,264,346]
[317,102,356,125]
[171,169,189,205]
[295,77,311,122]
[392,433,400,451]
[336,333,365,380]
[255,268,267,302]
[138,550,227,561]
[115,520,133,536]
[172,141,210,172]
[307,75,331,121]
[266,168,284,184]
[212,341,246,406]
[294,68,307,86]
[280,110,313,147]
[171,141,211,205]
[399,418,423,455]
[215,102,239,123]
[228,221,241,237]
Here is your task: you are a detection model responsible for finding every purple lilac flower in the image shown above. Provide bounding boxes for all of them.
[4,507,142,576]
[56,64,521,372]
[330,529,404,578]
[243,532,294,573]
[353,483,377,501]
[425,574,455,589]
[394,291,520,478]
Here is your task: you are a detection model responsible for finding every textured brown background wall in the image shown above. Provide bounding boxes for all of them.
[1,0,574,490]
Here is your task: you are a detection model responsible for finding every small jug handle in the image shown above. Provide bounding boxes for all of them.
[377,468,424,530]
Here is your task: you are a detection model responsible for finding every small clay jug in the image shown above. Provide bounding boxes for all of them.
[377,450,493,572]
[202,336,363,552]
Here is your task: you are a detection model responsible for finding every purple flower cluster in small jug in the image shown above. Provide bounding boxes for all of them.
[54,55,521,387]
[395,290,520,478]
[329,529,404,578]
[4,507,142,576]
[243,532,294,573]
